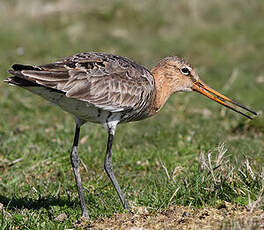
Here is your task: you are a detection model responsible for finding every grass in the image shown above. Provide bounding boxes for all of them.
[0,0,263,229]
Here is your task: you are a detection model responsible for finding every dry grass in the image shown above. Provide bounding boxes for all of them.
[88,204,264,229]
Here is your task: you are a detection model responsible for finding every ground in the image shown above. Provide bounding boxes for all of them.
[91,204,264,229]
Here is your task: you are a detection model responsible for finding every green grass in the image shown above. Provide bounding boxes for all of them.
[0,0,263,229]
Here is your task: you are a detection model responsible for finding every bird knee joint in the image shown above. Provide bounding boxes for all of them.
[71,148,80,166]
[104,161,113,172]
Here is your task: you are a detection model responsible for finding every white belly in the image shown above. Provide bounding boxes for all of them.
[26,86,116,124]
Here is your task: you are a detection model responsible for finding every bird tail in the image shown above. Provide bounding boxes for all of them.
[4,64,40,87]
[4,76,38,87]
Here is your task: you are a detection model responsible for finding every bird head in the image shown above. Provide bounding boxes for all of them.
[152,56,257,119]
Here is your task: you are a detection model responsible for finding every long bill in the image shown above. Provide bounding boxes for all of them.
[192,80,257,120]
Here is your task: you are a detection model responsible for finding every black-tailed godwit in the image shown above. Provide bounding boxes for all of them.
[5,52,257,217]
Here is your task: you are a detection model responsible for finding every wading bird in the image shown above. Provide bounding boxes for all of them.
[5,52,256,217]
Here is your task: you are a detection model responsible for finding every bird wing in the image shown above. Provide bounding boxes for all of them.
[8,52,155,113]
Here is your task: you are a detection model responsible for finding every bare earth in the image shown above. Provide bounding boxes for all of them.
[73,203,264,229]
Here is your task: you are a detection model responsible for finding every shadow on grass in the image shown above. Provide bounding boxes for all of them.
[0,194,76,210]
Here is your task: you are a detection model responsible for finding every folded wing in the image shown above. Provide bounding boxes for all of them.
[7,52,155,114]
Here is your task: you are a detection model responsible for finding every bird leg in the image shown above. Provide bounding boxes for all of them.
[70,123,89,218]
[104,128,129,209]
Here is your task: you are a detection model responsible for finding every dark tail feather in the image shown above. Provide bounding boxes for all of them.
[12,64,41,71]
[4,76,39,87]
[5,64,41,87]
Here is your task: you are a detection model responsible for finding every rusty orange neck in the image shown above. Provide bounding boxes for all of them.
[148,66,173,116]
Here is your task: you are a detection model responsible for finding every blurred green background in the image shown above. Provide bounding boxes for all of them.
[0,0,263,228]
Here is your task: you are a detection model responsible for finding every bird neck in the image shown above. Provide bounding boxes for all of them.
[148,66,173,116]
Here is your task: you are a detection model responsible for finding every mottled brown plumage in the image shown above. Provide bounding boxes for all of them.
[8,52,156,123]
[5,52,256,218]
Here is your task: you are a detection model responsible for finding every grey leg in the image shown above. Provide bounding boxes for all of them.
[104,129,128,209]
[70,123,89,218]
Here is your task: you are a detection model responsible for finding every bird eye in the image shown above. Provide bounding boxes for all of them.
[180,67,190,76]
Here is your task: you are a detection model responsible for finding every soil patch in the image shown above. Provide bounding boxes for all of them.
[87,203,264,229]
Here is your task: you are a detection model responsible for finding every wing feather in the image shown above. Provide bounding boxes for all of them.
[7,52,155,114]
